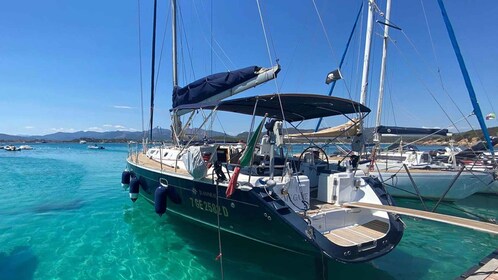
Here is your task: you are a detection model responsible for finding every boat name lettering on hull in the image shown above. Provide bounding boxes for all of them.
[189,198,229,217]
[198,190,217,199]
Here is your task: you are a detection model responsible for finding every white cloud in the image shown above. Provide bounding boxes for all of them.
[103,124,113,127]
[88,127,103,131]
[113,105,132,109]
[25,126,34,129]
[114,125,125,129]
[50,128,75,132]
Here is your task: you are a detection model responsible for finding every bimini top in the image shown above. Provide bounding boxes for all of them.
[172,93,370,122]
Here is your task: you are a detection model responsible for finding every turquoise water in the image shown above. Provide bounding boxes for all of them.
[0,143,496,279]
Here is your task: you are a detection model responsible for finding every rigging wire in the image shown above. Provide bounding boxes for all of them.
[386,70,398,127]
[154,3,171,93]
[212,39,236,70]
[398,29,473,135]
[387,35,462,134]
[464,51,498,128]
[311,0,336,59]
[136,0,145,137]
[178,6,189,81]
[419,0,444,86]
[192,0,233,70]
[275,43,298,91]
[419,0,479,137]
[372,3,474,137]
[255,0,275,69]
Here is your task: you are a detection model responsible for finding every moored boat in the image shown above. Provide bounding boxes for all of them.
[88,144,105,150]
[124,0,404,265]
[19,145,33,150]
[4,145,20,151]
[126,94,405,263]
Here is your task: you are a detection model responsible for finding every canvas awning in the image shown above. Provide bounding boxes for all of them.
[172,93,369,122]
[287,119,360,138]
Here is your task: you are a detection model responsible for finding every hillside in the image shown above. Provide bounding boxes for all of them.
[1,126,496,146]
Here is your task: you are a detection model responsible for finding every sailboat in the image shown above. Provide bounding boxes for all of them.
[355,0,494,201]
[123,0,405,265]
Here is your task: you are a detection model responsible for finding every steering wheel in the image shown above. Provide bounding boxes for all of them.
[297,145,330,170]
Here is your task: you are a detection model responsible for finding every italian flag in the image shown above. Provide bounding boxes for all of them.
[226,116,267,198]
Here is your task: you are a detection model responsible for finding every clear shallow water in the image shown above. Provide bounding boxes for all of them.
[0,143,496,280]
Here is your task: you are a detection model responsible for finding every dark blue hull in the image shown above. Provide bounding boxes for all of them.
[127,160,404,262]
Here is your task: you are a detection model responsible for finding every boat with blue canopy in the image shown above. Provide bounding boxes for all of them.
[124,0,406,267]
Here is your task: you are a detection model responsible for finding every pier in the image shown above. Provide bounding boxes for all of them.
[458,249,498,279]
[343,202,498,235]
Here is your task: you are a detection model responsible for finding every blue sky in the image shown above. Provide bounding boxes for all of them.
[1,0,497,136]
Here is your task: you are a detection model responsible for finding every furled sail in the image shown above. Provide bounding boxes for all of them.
[172,65,280,110]
[376,126,448,136]
[288,119,360,138]
[455,137,498,160]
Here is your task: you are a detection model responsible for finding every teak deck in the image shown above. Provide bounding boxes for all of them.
[324,220,389,247]
[129,153,190,175]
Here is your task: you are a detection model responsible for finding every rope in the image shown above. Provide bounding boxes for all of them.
[215,181,225,280]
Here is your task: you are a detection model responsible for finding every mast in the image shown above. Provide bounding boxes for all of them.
[149,0,158,142]
[171,0,181,145]
[171,0,178,88]
[353,0,375,156]
[359,0,375,106]
[373,0,392,143]
[436,0,495,158]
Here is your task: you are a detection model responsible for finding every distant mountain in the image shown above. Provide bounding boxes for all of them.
[39,131,144,141]
[0,128,172,142]
[2,126,496,143]
[183,128,229,139]
[0,133,29,141]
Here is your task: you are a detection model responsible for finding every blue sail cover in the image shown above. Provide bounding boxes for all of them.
[376,126,448,136]
[173,66,261,108]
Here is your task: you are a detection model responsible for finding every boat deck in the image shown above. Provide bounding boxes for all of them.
[129,153,190,175]
[324,220,389,247]
[305,199,342,215]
